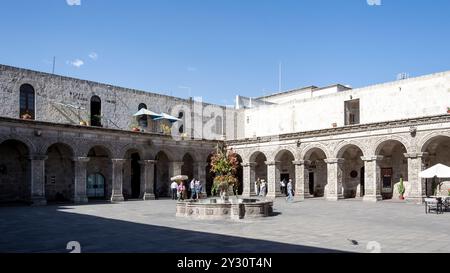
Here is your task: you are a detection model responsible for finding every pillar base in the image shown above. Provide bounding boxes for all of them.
[74,196,89,204]
[142,193,156,200]
[111,194,125,202]
[31,197,47,206]
[326,194,344,201]
[294,194,306,201]
[363,195,383,202]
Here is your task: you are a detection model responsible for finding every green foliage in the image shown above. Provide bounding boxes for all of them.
[397,177,405,195]
[209,144,240,196]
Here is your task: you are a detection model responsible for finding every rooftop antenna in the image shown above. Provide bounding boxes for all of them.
[52,56,56,74]
[397,72,409,81]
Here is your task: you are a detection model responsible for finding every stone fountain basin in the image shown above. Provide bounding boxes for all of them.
[176,198,273,220]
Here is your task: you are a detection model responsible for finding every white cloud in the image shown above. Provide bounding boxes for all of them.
[89,52,98,60]
[67,59,84,68]
[66,0,81,6]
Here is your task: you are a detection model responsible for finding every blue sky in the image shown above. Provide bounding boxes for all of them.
[1,0,450,105]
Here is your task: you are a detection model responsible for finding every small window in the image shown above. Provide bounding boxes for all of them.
[178,112,184,119]
[215,116,223,135]
[90,96,102,127]
[19,84,35,120]
[138,103,147,110]
[179,125,184,134]
[345,99,360,126]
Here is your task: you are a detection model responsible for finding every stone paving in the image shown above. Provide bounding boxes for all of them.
[0,198,449,253]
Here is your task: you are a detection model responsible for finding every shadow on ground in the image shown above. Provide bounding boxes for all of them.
[0,205,341,253]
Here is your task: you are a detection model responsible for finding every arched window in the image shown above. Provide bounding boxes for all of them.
[90,96,102,127]
[178,111,185,134]
[215,116,223,135]
[138,103,147,110]
[19,84,35,120]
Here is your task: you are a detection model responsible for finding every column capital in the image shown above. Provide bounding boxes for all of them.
[171,161,184,165]
[293,160,311,166]
[361,155,384,162]
[265,161,280,166]
[29,154,48,161]
[139,160,157,166]
[111,158,127,165]
[241,162,256,167]
[324,158,345,164]
[404,152,429,159]
[72,157,90,163]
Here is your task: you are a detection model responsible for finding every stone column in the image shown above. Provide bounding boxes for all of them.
[242,162,256,197]
[405,152,428,203]
[324,158,345,201]
[111,159,125,202]
[73,157,90,204]
[361,156,383,202]
[293,160,311,200]
[29,154,48,206]
[266,161,280,198]
[140,160,156,200]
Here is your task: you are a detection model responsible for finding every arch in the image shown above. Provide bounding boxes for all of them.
[0,139,31,203]
[90,95,102,127]
[302,144,330,160]
[19,84,36,120]
[81,142,113,158]
[271,147,298,162]
[373,136,411,155]
[152,148,176,162]
[335,143,365,199]
[0,135,36,154]
[38,141,76,157]
[335,142,366,158]
[123,149,141,199]
[45,143,75,202]
[86,145,112,200]
[375,139,409,200]
[248,150,269,164]
[419,132,450,153]
[154,151,171,198]
[118,144,145,160]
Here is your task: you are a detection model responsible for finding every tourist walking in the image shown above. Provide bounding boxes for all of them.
[194,179,201,200]
[260,179,267,197]
[190,178,196,199]
[171,180,178,200]
[255,178,261,196]
[286,179,294,202]
[177,182,186,201]
[280,179,286,196]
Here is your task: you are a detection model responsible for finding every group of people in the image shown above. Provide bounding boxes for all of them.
[170,178,203,201]
[254,177,294,202]
[254,178,268,197]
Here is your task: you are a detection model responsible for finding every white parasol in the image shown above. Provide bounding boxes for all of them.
[419,164,450,179]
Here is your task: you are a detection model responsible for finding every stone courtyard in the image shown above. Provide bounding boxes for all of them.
[1,199,449,253]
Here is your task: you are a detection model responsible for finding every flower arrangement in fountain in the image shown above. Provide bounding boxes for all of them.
[210,144,240,197]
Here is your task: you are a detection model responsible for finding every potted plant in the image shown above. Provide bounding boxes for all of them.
[210,145,240,201]
[397,177,405,200]
[161,123,172,135]
[79,120,88,126]
[447,107,450,114]
[21,111,32,120]
[447,188,450,197]
[130,121,140,132]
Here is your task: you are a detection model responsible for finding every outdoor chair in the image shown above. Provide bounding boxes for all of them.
[424,198,443,214]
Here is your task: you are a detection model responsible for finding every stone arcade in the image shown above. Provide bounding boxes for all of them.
[1,64,450,205]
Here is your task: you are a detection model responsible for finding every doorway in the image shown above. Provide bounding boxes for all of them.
[381,168,393,199]
[280,173,289,195]
[360,167,365,197]
[309,172,315,196]
[87,173,106,199]
[130,153,141,199]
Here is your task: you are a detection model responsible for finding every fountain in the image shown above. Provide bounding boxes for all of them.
[176,145,274,220]
[176,197,273,220]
